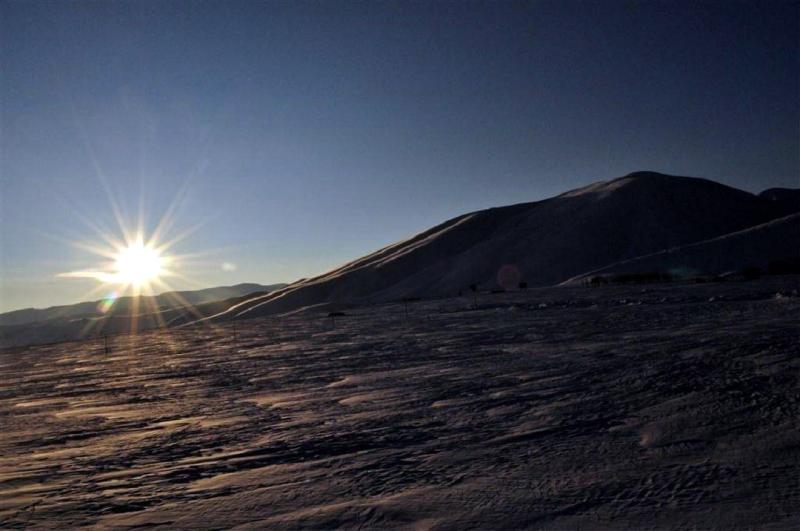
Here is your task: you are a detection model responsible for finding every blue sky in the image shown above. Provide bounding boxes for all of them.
[1,0,798,312]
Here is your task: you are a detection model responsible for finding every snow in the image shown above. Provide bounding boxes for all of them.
[1,277,798,528]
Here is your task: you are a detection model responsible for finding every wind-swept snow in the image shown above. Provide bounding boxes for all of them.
[1,277,798,529]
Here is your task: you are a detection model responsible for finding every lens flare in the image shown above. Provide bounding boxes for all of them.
[96,291,118,314]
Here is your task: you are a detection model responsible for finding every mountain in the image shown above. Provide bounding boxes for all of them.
[4,171,795,347]
[203,171,794,322]
[759,187,800,214]
[0,283,286,327]
[561,213,800,285]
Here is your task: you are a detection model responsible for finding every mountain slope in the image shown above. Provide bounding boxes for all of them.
[206,171,791,321]
[561,213,800,285]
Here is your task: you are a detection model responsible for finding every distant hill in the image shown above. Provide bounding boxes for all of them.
[202,171,795,322]
[561,213,800,285]
[0,283,286,327]
[759,188,800,214]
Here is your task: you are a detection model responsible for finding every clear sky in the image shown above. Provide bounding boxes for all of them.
[1,0,798,312]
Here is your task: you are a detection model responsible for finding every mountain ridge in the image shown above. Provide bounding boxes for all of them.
[199,171,796,323]
[0,282,287,327]
[3,171,797,347]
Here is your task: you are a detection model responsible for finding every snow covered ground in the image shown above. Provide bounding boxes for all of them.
[1,277,798,529]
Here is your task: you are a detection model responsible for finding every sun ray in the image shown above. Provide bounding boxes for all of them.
[147,179,192,250]
[52,169,241,342]
[152,221,207,255]
[59,218,180,337]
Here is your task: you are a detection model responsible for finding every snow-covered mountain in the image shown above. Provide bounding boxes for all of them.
[4,171,797,346]
[206,171,796,321]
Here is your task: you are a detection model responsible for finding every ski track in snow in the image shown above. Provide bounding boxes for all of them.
[1,278,799,529]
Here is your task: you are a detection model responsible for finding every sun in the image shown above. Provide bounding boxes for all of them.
[114,239,164,287]
[58,230,175,295]
[51,142,219,335]
[54,179,226,336]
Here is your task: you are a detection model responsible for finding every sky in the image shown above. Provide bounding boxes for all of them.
[1,0,798,312]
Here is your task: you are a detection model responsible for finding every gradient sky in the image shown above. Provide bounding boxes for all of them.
[1,0,798,312]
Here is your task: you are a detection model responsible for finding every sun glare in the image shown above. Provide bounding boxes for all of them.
[114,239,164,287]
[52,130,217,336]
[56,208,212,335]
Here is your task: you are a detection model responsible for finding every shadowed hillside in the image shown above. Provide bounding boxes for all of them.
[759,188,800,213]
[205,171,793,322]
[562,213,800,285]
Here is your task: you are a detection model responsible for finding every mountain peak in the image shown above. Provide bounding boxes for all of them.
[199,172,792,323]
[759,187,800,214]
[560,170,676,198]
[621,170,668,179]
